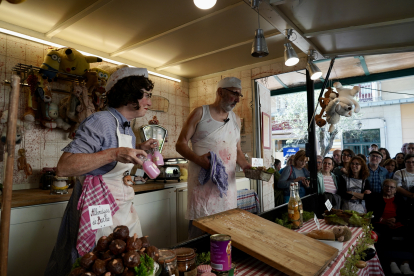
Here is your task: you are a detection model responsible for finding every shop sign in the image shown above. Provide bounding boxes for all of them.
[283,147,299,157]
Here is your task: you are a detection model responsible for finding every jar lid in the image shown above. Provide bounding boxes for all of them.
[158,249,176,264]
[173,247,196,261]
[54,176,68,180]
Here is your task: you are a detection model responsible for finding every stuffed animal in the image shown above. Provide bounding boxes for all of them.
[58,48,102,76]
[90,67,110,86]
[305,226,352,242]
[123,171,134,187]
[315,87,339,128]
[39,49,61,81]
[333,82,361,115]
[40,102,59,128]
[96,64,128,76]
[17,149,32,178]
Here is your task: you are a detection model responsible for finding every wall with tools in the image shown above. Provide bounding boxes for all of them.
[0,33,190,190]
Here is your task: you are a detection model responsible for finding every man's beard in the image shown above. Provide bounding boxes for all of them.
[221,101,236,112]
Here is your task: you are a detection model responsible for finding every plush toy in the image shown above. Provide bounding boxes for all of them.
[76,85,95,123]
[333,82,361,115]
[123,171,134,187]
[58,48,102,76]
[96,64,128,76]
[90,67,110,86]
[41,102,59,128]
[315,87,339,128]
[39,49,61,81]
[90,67,110,110]
[305,226,352,242]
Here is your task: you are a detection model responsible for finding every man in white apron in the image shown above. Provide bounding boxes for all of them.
[45,67,158,276]
[176,77,251,239]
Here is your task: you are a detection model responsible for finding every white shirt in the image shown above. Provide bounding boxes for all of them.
[393,169,414,191]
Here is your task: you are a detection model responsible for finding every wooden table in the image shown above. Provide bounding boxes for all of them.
[194,209,338,276]
[233,219,385,276]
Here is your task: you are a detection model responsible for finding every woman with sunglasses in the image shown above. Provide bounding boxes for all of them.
[395,152,405,171]
[338,156,371,213]
[333,149,355,178]
[394,154,414,199]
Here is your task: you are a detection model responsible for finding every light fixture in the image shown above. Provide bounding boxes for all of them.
[284,29,299,66]
[193,0,217,9]
[251,0,269,58]
[306,50,322,80]
[0,28,181,82]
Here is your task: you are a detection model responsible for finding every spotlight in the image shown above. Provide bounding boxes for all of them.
[251,0,269,58]
[194,0,217,9]
[307,50,322,80]
[284,42,299,66]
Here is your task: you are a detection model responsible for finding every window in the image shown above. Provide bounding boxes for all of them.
[342,129,380,155]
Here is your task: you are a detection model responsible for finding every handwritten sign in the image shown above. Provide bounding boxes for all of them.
[314,213,320,230]
[89,204,113,230]
[251,158,263,167]
[325,199,332,211]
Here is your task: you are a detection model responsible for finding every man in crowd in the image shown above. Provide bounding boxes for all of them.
[401,143,408,155]
[367,151,388,194]
[317,155,323,172]
[406,143,414,155]
[332,149,342,168]
[176,77,251,239]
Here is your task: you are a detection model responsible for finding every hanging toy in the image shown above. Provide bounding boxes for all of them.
[17,149,32,178]
[149,116,159,125]
[315,87,338,128]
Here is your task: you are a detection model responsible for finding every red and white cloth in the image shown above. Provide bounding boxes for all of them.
[234,219,384,276]
[76,175,119,256]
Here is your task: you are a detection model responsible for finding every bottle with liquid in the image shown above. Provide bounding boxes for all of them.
[137,155,160,179]
[294,182,304,227]
[152,148,164,166]
[288,183,301,229]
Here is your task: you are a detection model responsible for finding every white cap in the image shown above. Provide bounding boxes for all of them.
[106,67,148,92]
[217,77,242,89]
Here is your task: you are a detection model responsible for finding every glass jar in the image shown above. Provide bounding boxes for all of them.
[50,176,69,195]
[173,248,197,276]
[158,249,179,276]
[39,167,56,190]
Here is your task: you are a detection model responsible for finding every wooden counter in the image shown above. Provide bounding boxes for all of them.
[1,183,170,208]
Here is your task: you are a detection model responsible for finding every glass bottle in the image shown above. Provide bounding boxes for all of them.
[159,249,179,276]
[288,183,300,229]
[294,182,303,227]
[152,148,164,166]
[173,248,197,276]
[137,155,160,179]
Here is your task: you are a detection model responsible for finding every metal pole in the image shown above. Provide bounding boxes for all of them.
[305,70,317,192]
[252,80,263,212]
[0,75,21,276]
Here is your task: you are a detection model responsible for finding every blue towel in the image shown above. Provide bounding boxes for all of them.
[198,151,229,198]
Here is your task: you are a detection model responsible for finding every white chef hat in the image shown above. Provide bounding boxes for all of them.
[106,67,148,92]
[217,77,242,89]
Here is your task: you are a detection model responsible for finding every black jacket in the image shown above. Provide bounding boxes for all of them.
[337,175,371,201]
[364,193,407,224]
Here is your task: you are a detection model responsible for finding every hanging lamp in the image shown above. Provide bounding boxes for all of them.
[251,0,269,58]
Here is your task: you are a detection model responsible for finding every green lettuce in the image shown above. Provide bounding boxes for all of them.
[324,214,348,226]
[134,254,154,276]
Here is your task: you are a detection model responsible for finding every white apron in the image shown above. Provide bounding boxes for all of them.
[92,112,142,242]
[186,105,239,220]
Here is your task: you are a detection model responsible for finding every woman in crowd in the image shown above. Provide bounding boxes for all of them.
[364,179,412,275]
[279,154,293,174]
[317,157,340,210]
[317,155,323,172]
[338,156,371,213]
[394,154,414,199]
[379,147,391,167]
[383,159,397,179]
[395,152,405,171]
[333,149,355,178]
[277,150,310,203]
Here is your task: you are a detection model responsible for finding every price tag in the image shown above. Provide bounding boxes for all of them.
[251,158,263,167]
[314,213,320,230]
[89,204,113,230]
[325,199,332,211]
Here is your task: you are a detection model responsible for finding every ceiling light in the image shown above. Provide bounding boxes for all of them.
[284,43,299,66]
[0,28,181,82]
[193,0,217,9]
[306,50,322,80]
[251,1,269,58]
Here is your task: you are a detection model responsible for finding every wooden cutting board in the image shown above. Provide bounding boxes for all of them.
[193,208,338,276]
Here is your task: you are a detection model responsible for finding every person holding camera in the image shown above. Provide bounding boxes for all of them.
[277,150,310,203]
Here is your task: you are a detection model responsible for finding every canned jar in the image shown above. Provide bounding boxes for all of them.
[210,234,232,272]
[173,247,197,276]
[158,249,180,276]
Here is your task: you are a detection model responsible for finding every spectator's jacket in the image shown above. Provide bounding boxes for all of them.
[317,172,338,194]
[367,165,388,193]
[364,192,407,224]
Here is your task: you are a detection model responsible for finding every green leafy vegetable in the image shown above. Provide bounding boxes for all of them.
[302,211,314,222]
[274,216,292,229]
[324,214,348,226]
[266,168,275,174]
[196,252,211,265]
[71,257,81,270]
[134,254,154,276]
